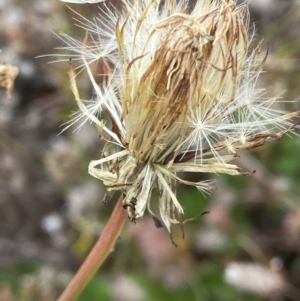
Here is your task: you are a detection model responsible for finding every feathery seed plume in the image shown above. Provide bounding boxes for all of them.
[58,0,299,232]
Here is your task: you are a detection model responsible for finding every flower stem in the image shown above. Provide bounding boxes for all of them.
[57,196,127,301]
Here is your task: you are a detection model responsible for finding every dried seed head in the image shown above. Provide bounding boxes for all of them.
[58,0,299,232]
[0,63,18,98]
[224,261,286,296]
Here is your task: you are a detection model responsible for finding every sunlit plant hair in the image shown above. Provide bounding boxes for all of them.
[57,0,299,233]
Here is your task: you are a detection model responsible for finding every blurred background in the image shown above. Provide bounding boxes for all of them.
[0,0,300,300]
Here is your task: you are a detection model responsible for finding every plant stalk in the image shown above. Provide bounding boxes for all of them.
[57,195,127,301]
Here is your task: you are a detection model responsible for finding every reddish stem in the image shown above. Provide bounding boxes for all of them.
[57,196,127,301]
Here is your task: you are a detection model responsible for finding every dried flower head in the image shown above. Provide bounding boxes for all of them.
[0,63,18,98]
[224,261,285,296]
[58,0,299,232]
